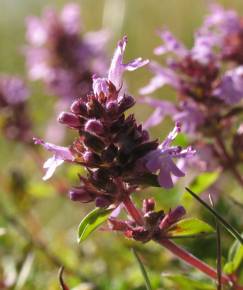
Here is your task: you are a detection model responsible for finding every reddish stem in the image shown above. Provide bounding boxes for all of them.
[122,195,243,289]
[157,238,231,285]
[123,195,144,226]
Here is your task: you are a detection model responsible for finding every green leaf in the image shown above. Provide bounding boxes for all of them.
[223,237,243,274]
[163,274,215,290]
[182,171,220,206]
[132,249,152,290]
[78,207,113,243]
[167,218,214,238]
[188,171,220,194]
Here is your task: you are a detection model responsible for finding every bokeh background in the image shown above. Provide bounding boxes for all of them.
[1,0,243,289]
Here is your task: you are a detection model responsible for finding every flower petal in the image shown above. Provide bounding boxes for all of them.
[108,36,149,89]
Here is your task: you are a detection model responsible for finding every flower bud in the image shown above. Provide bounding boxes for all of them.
[118,95,135,113]
[70,100,87,116]
[95,196,111,207]
[58,112,80,128]
[85,119,104,135]
[106,101,118,115]
[69,188,93,202]
[83,151,101,165]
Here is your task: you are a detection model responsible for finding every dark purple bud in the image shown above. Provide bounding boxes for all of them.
[143,198,155,213]
[106,101,118,114]
[95,196,111,207]
[118,95,135,113]
[58,112,80,128]
[83,151,101,165]
[101,144,118,163]
[85,119,104,135]
[83,131,105,152]
[70,100,87,116]
[159,206,186,230]
[169,206,186,223]
[69,188,93,202]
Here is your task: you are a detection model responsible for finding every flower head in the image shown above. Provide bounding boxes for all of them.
[109,198,186,242]
[25,3,108,100]
[0,75,32,142]
[36,37,193,207]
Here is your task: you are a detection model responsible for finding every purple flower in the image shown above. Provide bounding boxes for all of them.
[139,61,179,94]
[0,75,32,142]
[213,66,243,104]
[35,36,156,207]
[33,138,74,180]
[142,123,196,188]
[139,97,204,134]
[24,3,108,100]
[0,76,29,107]
[93,36,149,95]
[201,4,243,64]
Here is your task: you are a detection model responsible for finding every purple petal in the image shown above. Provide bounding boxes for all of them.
[33,138,74,180]
[158,166,173,189]
[160,123,181,149]
[25,16,47,46]
[166,157,185,177]
[140,62,179,94]
[60,3,81,35]
[154,29,187,57]
[143,107,165,129]
[108,36,149,89]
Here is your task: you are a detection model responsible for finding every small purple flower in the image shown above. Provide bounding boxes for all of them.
[93,36,149,95]
[33,138,74,180]
[142,123,196,188]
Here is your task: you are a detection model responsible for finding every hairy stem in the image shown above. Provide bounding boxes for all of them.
[123,195,144,226]
[156,238,231,285]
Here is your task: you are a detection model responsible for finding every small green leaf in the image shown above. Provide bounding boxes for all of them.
[188,171,220,194]
[78,207,113,243]
[167,218,214,238]
[223,237,243,274]
[163,274,215,290]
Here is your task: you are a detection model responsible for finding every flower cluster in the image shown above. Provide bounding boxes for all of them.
[0,76,32,142]
[24,3,108,100]
[110,198,186,243]
[35,36,195,208]
[140,5,243,176]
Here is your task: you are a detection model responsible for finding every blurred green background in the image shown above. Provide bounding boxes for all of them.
[1,0,243,289]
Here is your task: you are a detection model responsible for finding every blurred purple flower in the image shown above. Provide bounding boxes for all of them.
[213,66,243,104]
[0,76,32,142]
[24,3,108,100]
[201,4,243,64]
